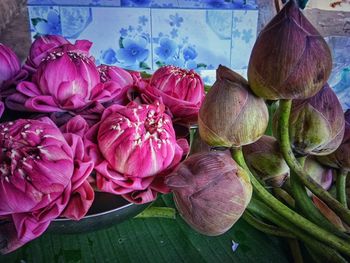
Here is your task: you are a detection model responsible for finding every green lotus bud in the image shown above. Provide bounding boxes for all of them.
[318,110,350,170]
[165,151,252,236]
[273,84,345,156]
[199,65,268,147]
[248,0,332,100]
[304,157,334,192]
[243,135,289,188]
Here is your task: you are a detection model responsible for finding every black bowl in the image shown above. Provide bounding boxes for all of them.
[47,192,150,234]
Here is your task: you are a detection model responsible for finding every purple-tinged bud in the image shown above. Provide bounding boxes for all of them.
[199,65,268,147]
[248,0,332,100]
[243,135,289,188]
[274,84,345,156]
[318,110,350,170]
[304,157,334,192]
[165,151,252,236]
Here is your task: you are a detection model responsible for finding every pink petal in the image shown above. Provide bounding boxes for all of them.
[25,96,61,112]
[16,81,41,97]
[61,180,94,220]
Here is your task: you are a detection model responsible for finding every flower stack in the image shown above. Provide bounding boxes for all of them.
[0,35,204,253]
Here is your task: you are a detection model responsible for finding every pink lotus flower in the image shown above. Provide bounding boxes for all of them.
[7,41,122,113]
[0,101,4,118]
[144,65,205,124]
[97,64,134,105]
[0,43,27,98]
[0,116,94,254]
[85,101,188,204]
[23,35,70,75]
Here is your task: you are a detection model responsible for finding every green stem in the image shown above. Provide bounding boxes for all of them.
[242,211,294,238]
[249,198,348,263]
[134,207,176,219]
[287,239,304,263]
[337,169,348,208]
[290,165,349,239]
[273,188,295,208]
[231,148,350,256]
[278,99,350,226]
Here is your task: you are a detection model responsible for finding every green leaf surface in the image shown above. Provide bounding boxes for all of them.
[1,195,289,263]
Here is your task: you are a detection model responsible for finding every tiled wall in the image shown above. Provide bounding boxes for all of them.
[27,0,259,83]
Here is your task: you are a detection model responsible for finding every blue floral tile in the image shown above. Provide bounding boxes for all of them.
[151,9,232,70]
[64,7,152,70]
[28,6,62,39]
[325,36,350,110]
[60,7,93,39]
[177,0,257,9]
[230,10,258,70]
[28,0,121,6]
[121,0,179,8]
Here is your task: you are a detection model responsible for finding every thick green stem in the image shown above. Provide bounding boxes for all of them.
[287,239,303,263]
[134,207,176,219]
[337,169,348,208]
[242,211,294,238]
[273,188,295,208]
[278,99,350,226]
[248,198,348,263]
[290,166,349,239]
[231,148,350,256]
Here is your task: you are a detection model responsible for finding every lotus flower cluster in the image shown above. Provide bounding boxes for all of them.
[0,35,205,254]
[0,116,94,253]
[2,0,350,258]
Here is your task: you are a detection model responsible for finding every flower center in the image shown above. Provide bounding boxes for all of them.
[98,65,110,82]
[131,49,138,56]
[0,122,44,183]
[167,65,197,79]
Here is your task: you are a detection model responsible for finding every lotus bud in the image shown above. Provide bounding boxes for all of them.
[23,35,70,74]
[304,157,334,192]
[318,110,350,170]
[199,65,268,147]
[273,84,345,156]
[248,0,332,100]
[0,117,94,253]
[165,151,252,236]
[85,101,188,204]
[145,65,205,124]
[243,135,289,188]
